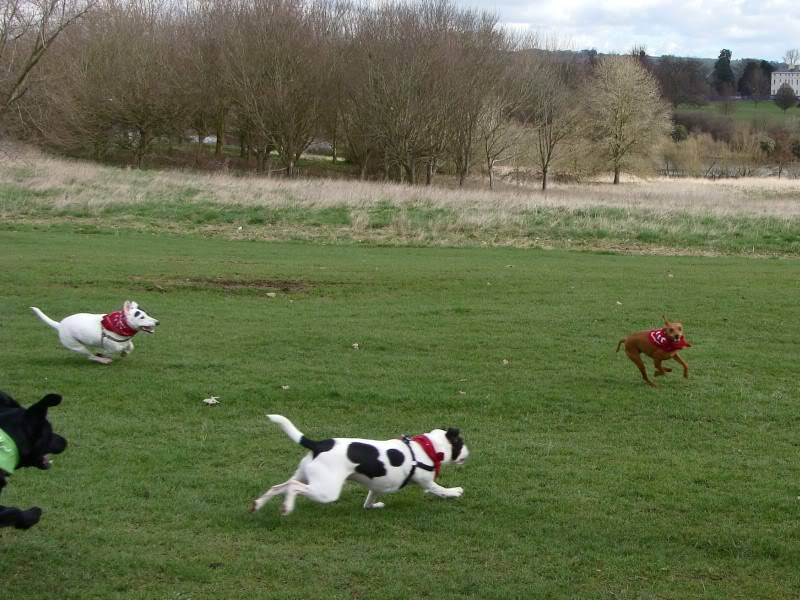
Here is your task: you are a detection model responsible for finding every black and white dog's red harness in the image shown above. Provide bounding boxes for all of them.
[400,435,444,488]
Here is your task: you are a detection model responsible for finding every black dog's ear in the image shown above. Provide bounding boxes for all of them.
[446,427,460,441]
[26,393,62,420]
[0,391,21,410]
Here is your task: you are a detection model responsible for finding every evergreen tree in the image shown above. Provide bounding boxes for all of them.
[712,49,735,96]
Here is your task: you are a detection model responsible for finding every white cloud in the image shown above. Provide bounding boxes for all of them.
[471,0,800,60]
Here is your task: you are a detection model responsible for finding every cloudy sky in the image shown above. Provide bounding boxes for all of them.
[471,0,799,61]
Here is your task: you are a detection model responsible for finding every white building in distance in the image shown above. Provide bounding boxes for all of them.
[771,70,800,95]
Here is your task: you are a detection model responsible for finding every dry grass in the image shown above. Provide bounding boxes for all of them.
[2,145,800,255]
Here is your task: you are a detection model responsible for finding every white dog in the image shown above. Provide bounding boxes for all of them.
[31,301,159,364]
[251,415,469,515]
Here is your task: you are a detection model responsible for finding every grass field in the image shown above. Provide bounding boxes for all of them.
[1,226,799,598]
[678,100,800,127]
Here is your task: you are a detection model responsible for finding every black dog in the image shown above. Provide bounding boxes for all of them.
[0,391,67,529]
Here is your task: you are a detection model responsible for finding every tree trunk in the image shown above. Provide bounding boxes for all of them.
[541,166,548,191]
[257,148,265,173]
[195,129,207,167]
[135,128,148,169]
[214,111,225,158]
[264,147,273,177]
[404,161,416,185]
[458,157,469,186]
[613,165,621,184]
[425,161,434,186]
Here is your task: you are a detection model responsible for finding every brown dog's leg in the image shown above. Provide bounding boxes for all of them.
[626,348,655,387]
[653,358,671,377]
[673,354,689,378]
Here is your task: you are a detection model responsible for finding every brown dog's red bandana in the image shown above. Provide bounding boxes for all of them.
[101,311,137,337]
[648,328,689,352]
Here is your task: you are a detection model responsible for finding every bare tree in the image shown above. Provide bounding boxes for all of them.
[342,0,504,185]
[0,0,95,121]
[445,11,509,186]
[17,0,184,167]
[784,48,800,70]
[18,7,117,158]
[654,56,710,106]
[527,61,582,190]
[760,128,797,178]
[0,0,97,129]
[585,56,671,184]
[477,92,524,189]
[178,0,235,162]
[104,1,187,168]
[226,0,327,177]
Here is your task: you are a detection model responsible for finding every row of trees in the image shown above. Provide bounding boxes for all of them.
[2,0,672,187]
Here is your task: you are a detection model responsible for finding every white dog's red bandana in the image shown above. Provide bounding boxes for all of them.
[101,311,137,337]
[648,328,689,352]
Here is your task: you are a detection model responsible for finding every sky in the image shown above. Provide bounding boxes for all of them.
[469,0,800,62]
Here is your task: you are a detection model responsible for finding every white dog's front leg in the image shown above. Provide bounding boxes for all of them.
[422,481,464,499]
[120,341,134,357]
[363,490,384,509]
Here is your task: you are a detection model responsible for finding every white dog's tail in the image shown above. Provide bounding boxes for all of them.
[268,414,326,454]
[30,307,60,330]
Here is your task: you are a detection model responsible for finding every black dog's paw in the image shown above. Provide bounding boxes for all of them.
[15,507,43,529]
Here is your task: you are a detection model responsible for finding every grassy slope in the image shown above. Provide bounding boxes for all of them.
[2,152,800,257]
[1,230,798,598]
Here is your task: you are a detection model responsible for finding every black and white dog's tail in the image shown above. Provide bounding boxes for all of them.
[267,414,321,453]
[30,307,60,330]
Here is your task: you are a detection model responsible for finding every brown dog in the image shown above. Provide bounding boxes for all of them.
[616,316,692,387]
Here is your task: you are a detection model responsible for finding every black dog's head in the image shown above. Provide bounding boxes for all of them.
[0,391,67,474]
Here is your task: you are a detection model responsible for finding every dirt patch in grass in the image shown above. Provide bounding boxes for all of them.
[130,276,313,294]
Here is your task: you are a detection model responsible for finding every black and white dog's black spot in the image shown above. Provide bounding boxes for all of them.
[386,448,405,467]
[446,428,464,461]
[300,436,335,458]
[346,442,387,478]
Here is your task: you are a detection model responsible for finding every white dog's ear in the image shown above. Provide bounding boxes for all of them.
[123,300,136,313]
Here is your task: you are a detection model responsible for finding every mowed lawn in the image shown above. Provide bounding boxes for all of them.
[1,230,799,599]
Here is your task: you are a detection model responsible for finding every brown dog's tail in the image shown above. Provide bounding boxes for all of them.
[616,338,625,352]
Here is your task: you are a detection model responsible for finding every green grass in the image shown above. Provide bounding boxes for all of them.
[679,100,800,126]
[1,229,799,598]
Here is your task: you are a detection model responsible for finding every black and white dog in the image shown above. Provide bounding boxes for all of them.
[251,415,469,515]
[31,300,159,364]
[0,391,68,529]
